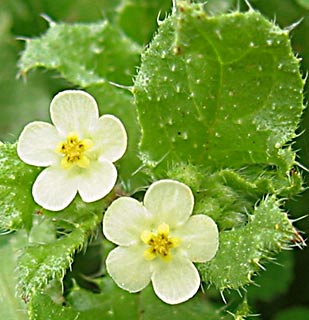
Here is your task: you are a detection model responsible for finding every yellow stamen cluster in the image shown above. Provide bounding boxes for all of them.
[141,223,180,262]
[56,133,93,169]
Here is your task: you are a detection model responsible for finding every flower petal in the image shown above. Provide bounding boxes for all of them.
[17,121,60,166]
[144,180,194,228]
[77,159,117,203]
[33,166,78,211]
[151,255,200,304]
[94,115,127,162]
[103,197,152,246]
[50,90,99,136]
[106,246,151,293]
[175,215,219,263]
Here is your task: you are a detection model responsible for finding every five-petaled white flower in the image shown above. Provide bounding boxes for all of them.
[103,179,219,304]
[17,90,127,211]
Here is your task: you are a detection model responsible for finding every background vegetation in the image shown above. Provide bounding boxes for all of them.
[0,1,308,319]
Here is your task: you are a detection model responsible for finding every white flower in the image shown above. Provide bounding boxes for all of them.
[103,179,219,304]
[17,90,127,211]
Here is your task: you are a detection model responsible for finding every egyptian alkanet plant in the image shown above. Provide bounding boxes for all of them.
[0,0,308,319]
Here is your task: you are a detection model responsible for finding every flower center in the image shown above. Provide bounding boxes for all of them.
[141,223,180,262]
[56,133,93,169]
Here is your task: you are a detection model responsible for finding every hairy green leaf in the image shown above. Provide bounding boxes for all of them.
[19,20,141,86]
[18,228,85,301]
[197,196,296,290]
[134,1,304,176]
[17,198,105,300]
[249,0,309,231]
[0,143,41,232]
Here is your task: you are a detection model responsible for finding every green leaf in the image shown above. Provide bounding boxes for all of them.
[17,198,105,301]
[197,196,296,290]
[0,143,41,232]
[19,20,141,87]
[134,1,304,176]
[29,277,229,320]
[0,233,27,320]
